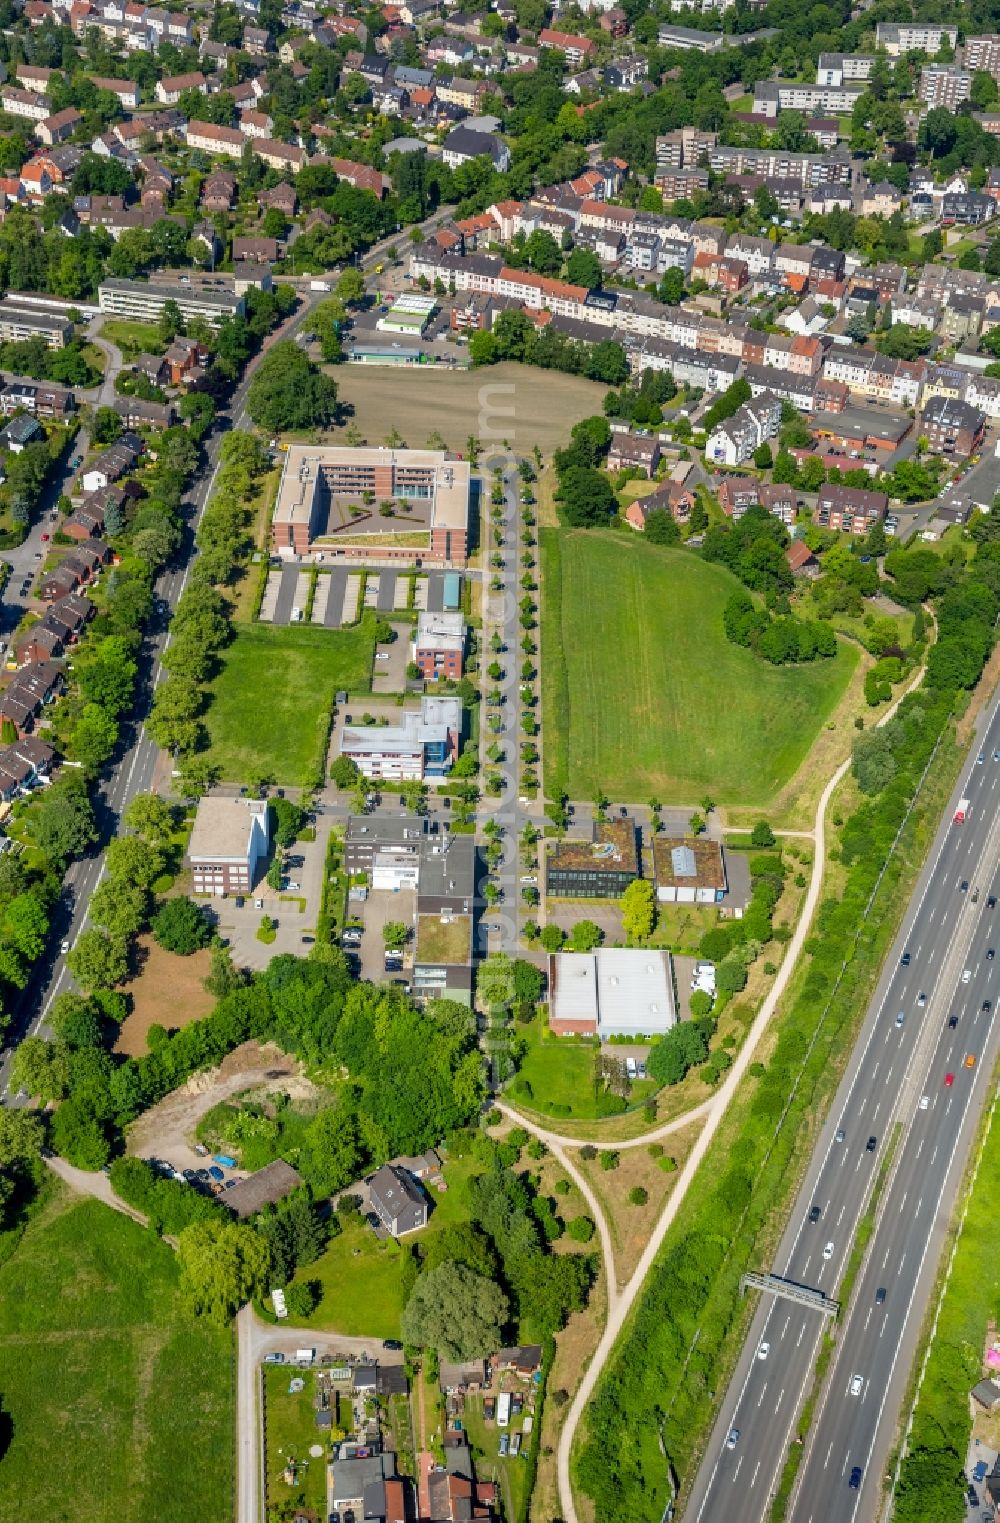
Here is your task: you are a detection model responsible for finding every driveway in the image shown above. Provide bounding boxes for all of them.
[372,625,410,693]
[354,886,416,982]
[236,1306,406,1523]
[212,814,333,969]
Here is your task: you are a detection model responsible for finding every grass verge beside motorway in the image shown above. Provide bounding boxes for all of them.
[540,528,857,806]
[891,1071,1000,1522]
[572,692,964,1523]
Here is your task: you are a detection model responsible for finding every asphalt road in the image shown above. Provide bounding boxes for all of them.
[686,703,1000,1523]
[0,295,319,1096]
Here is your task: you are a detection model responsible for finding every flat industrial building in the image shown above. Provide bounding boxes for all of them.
[548,948,677,1038]
[271,444,470,565]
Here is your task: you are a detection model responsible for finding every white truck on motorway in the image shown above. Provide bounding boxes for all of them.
[954,797,970,824]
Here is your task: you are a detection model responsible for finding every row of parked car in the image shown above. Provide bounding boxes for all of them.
[148,1155,238,1195]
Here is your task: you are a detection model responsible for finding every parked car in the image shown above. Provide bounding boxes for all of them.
[264,1352,285,1364]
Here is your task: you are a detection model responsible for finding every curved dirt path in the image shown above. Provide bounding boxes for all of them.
[529,663,929,1523]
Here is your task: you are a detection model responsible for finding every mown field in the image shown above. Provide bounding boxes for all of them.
[0,1188,233,1523]
[540,529,857,806]
[333,362,607,458]
[203,618,375,785]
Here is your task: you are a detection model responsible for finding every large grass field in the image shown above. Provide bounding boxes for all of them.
[541,530,857,806]
[290,1216,408,1339]
[203,618,375,785]
[332,362,607,459]
[0,1187,233,1523]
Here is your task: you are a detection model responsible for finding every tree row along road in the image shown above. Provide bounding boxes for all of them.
[0,292,322,1099]
[497,660,931,1523]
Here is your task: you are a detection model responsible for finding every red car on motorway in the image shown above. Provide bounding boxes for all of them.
[944,1073,955,1087]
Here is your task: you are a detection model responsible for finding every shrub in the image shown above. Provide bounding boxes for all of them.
[628,1186,648,1206]
[566,1215,595,1242]
[599,1149,619,1171]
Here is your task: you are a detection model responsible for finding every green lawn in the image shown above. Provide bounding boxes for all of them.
[203,619,375,785]
[263,1366,330,1515]
[0,1187,232,1523]
[509,1016,657,1120]
[99,318,166,355]
[291,1216,407,1340]
[540,530,857,806]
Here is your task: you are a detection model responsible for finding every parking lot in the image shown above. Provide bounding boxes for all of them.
[258,566,461,627]
[348,886,417,984]
[206,815,333,971]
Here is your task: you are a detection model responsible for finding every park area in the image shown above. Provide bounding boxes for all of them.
[203,618,375,786]
[540,529,857,806]
[333,362,607,459]
[0,1188,232,1523]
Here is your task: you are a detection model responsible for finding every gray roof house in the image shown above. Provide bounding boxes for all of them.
[368,1163,428,1236]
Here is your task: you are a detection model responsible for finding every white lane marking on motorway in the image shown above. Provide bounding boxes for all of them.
[796,1324,805,1348]
[775,1388,784,1412]
[751,1462,760,1488]
[842,1453,850,1476]
[899,1189,907,1212]
[931,1144,938,1164]
[916,944,923,956]
[873,1101,881,1120]
[824,1445,833,1470]
[883,1245,891,1268]
[916,1195,923,1215]
[837,1204,846,1225]
[856,1156,863,1173]
[946,1097,953,1113]
[865,1307,872,1331]
[916,1138,924,1159]
[757,1384,767,1407]
[733,1457,743,1482]
[782,1315,790,1337]
[850,998,1000,1523]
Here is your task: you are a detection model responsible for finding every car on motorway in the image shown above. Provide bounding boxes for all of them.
[988,949,996,961]
[849,1375,863,1396]
[979,752,985,764]
[962,880,970,893]
[985,999,993,1013]
[875,1287,887,1305]
[758,1342,769,1360]
[917,991,927,1006]
[808,1204,822,1223]
[945,1072,955,1087]
[822,1241,834,1260]
[895,1010,906,1026]
[726,1429,739,1450]
[835,1127,845,1142]
[900,951,911,966]
[919,1094,930,1109]
[949,1014,959,1029]
[963,969,973,983]
[990,896,998,909]
[59,938,69,954]
[849,1467,863,1490]
[866,1135,877,1151]
[966,1053,977,1068]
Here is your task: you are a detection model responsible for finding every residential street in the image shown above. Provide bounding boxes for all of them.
[0,292,321,1097]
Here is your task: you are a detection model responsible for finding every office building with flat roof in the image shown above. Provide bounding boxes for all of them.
[271,444,470,565]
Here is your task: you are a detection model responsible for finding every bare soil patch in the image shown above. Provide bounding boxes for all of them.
[332,363,606,460]
[115,936,215,1057]
[126,1040,301,1173]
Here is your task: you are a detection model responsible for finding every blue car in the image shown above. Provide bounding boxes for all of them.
[208,1165,224,1182]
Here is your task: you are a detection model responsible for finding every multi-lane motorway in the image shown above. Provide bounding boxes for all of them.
[0,297,318,1095]
[687,701,1000,1523]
